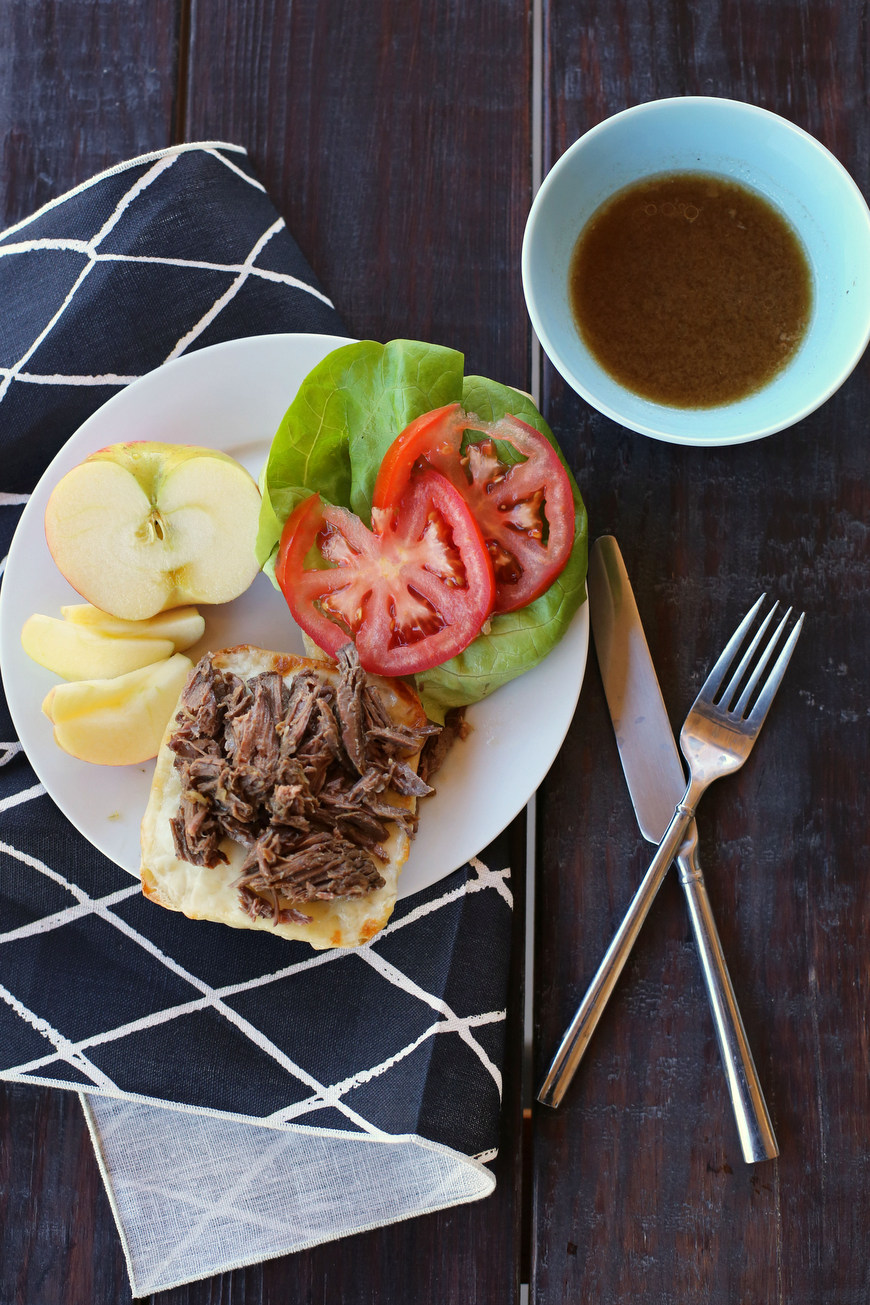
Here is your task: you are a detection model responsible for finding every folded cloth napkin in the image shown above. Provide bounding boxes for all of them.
[0,144,512,1295]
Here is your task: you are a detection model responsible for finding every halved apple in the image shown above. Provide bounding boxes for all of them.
[42,653,193,765]
[44,442,262,620]
[22,614,174,681]
[60,602,205,650]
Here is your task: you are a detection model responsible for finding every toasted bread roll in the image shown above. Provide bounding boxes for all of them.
[140,645,432,949]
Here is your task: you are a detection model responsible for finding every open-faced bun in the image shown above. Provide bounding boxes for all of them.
[140,645,430,949]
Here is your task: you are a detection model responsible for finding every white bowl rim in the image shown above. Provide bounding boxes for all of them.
[522,95,870,446]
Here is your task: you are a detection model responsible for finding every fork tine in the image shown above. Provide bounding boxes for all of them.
[733,605,791,716]
[745,611,805,728]
[721,602,778,710]
[701,593,767,701]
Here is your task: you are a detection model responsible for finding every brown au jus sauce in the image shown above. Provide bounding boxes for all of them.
[568,172,813,408]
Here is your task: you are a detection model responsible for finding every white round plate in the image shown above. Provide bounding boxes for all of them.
[0,333,589,898]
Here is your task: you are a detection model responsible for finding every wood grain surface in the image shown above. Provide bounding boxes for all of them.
[1,0,868,1301]
[181,0,533,383]
[0,0,183,228]
[532,1,870,1302]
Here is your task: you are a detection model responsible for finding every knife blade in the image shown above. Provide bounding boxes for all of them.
[586,535,778,1163]
[588,540,689,845]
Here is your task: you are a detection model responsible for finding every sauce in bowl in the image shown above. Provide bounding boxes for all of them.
[568,172,813,408]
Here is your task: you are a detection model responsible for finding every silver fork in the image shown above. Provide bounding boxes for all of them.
[539,594,804,1109]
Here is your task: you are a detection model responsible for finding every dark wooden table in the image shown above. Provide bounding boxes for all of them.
[2,2,868,1302]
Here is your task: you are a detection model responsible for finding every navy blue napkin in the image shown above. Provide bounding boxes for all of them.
[0,144,512,1159]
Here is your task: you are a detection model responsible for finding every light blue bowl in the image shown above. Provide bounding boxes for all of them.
[522,97,870,445]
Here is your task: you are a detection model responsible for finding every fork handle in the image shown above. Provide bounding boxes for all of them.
[538,801,696,1108]
[676,836,779,1164]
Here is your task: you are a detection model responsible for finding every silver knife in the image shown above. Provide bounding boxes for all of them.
[539,535,778,1164]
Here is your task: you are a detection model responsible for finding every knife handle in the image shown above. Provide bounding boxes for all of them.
[676,827,779,1164]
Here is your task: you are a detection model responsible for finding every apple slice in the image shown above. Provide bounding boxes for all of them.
[22,614,174,681]
[60,602,205,650]
[42,653,193,765]
[44,442,262,620]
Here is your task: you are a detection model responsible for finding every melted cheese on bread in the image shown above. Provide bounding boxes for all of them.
[140,646,427,949]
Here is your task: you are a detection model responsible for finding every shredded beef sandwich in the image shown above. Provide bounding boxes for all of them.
[140,644,439,949]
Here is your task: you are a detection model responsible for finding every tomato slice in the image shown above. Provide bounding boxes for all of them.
[373,402,576,612]
[275,471,495,676]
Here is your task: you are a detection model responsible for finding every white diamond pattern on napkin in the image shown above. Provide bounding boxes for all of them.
[0,145,514,1291]
[0,760,509,1138]
[0,147,332,399]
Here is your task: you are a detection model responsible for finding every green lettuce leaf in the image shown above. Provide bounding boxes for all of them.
[256,339,465,568]
[255,339,588,715]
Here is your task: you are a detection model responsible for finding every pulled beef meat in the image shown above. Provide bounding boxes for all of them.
[335,643,367,773]
[167,644,440,926]
[418,707,469,786]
